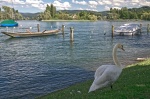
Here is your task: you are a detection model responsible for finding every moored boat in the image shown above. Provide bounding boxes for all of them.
[114,23,141,36]
[1,29,61,37]
[0,19,18,27]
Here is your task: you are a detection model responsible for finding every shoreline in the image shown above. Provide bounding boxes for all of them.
[40,19,148,22]
[36,59,150,99]
[41,20,96,22]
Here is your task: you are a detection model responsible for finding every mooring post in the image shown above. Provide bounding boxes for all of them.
[140,24,142,33]
[62,25,65,35]
[37,24,40,32]
[112,25,114,38]
[147,24,150,33]
[70,27,74,41]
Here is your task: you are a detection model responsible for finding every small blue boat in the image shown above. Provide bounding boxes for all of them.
[0,19,18,27]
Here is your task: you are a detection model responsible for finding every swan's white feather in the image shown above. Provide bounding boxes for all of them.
[89,43,124,93]
[89,65,122,92]
[94,65,110,79]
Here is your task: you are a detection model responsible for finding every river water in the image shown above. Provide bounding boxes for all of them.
[0,20,150,99]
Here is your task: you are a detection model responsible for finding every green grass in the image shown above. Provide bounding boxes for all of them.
[36,60,150,99]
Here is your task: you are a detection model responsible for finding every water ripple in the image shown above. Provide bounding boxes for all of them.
[0,20,150,99]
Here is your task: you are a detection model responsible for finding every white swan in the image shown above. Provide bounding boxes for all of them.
[89,43,125,93]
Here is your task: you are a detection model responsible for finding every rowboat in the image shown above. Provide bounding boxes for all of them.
[114,23,141,36]
[1,29,61,37]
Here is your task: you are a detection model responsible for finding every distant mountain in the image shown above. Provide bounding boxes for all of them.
[58,10,102,15]
[58,10,97,14]
[100,11,109,16]
[20,6,150,19]
[21,10,102,18]
[128,6,150,11]
[21,12,40,18]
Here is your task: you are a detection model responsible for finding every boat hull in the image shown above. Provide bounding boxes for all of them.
[0,23,18,27]
[114,29,141,36]
[1,29,60,37]
[114,23,141,36]
[0,20,18,27]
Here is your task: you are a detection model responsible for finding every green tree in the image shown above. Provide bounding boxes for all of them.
[39,4,57,20]
[46,4,51,12]
[1,6,23,20]
[141,12,150,20]
[87,15,97,20]
[120,7,129,19]
[128,11,138,19]
[107,13,119,20]
[78,11,89,19]
[50,4,54,18]
[44,10,51,20]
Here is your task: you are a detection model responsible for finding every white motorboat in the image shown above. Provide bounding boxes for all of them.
[114,23,141,36]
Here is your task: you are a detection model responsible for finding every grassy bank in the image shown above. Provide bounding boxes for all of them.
[36,60,150,99]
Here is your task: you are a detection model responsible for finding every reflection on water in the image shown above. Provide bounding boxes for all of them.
[0,20,150,99]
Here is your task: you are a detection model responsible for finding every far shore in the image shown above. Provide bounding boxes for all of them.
[41,20,96,22]
[40,19,149,22]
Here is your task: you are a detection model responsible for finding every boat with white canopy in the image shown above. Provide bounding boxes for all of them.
[114,23,141,36]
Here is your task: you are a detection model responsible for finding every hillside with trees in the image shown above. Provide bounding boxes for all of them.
[37,4,98,21]
[0,5,150,21]
[37,5,150,21]
[107,6,150,20]
[0,6,23,20]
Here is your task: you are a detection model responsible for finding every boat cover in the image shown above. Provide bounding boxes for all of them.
[0,19,18,27]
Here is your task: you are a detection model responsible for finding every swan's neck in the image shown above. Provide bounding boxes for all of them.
[112,45,122,68]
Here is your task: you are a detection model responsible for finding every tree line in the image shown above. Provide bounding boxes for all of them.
[38,4,56,20]
[37,4,98,21]
[0,6,23,20]
[107,6,150,20]
[0,5,150,21]
[37,5,150,21]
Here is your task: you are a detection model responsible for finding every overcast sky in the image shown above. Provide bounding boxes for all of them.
[0,0,150,13]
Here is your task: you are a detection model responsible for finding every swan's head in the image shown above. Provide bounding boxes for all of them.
[117,43,125,51]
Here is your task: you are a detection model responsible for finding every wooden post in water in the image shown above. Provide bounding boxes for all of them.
[37,24,40,32]
[112,25,114,38]
[147,24,150,33]
[140,24,142,34]
[62,25,65,35]
[70,27,74,41]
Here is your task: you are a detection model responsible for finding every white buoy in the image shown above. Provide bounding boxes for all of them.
[13,27,15,33]
[6,27,8,32]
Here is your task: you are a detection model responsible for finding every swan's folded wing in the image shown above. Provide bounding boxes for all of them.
[94,65,111,79]
[94,65,121,86]
[94,66,116,86]
[94,72,109,85]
